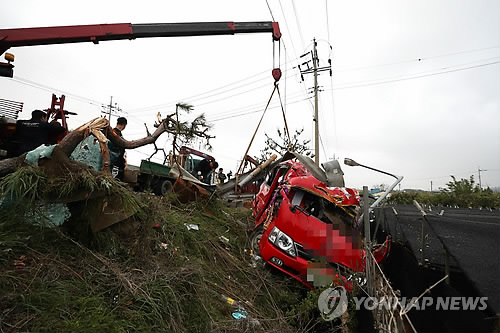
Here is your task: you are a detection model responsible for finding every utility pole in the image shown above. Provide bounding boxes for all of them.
[108,96,113,121]
[102,96,122,123]
[298,38,332,166]
[478,167,487,189]
[313,39,319,166]
[431,181,433,192]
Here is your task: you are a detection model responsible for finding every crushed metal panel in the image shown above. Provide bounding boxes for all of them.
[322,159,345,187]
[169,163,213,187]
[91,195,138,232]
[172,177,210,203]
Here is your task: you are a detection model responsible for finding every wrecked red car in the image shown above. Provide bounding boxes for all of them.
[249,153,390,289]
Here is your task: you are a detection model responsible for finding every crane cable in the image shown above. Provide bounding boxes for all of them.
[233,80,292,189]
[235,27,288,176]
[233,83,276,192]
[275,84,291,146]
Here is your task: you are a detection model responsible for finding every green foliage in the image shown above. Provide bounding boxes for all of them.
[259,127,313,163]
[172,102,213,151]
[388,175,500,209]
[0,166,47,208]
[0,166,142,221]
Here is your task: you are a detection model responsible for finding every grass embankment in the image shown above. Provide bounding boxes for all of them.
[0,168,341,332]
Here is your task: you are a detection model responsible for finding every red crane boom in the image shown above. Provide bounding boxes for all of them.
[0,21,281,77]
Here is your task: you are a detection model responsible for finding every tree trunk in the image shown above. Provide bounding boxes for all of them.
[0,117,172,178]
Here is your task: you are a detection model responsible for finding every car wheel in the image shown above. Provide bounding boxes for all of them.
[154,179,173,196]
[249,226,264,255]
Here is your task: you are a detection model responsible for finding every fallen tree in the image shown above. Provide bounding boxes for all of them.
[0,108,213,178]
[0,109,214,234]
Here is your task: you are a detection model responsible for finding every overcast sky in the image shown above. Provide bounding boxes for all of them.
[1,0,499,190]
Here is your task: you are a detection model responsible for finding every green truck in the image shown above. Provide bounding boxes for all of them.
[126,146,216,196]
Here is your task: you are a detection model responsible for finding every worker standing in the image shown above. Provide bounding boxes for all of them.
[108,117,127,180]
[193,158,218,185]
[15,110,66,155]
[217,168,227,184]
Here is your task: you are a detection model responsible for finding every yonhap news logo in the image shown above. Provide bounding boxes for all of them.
[318,289,488,321]
[352,296,489,312]
[317,286,348,320]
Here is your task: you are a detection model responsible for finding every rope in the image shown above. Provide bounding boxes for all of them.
[275,84,292,147]
[235,84,278,177]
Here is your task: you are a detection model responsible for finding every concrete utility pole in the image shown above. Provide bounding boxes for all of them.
[313,39,319,166]
[102,96,122,122]
[478,167,487,189]
[298,38,332,166]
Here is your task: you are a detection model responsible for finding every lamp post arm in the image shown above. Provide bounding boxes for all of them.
[358,163,399,180]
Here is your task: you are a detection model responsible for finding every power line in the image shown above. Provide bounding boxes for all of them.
[329,59,500,91]
[11,76,154,128]
[208,96,312,122]
[208,95,311,123]
[129,47,499,117]
[8,49,498,134]
[325,0,331,45]
[10,76,104,107]
[205,88,305,120]
[265,0,276,21]
[127,60,299,115]
[334,45,500,73]
[290,0,306,51]
[127,67,273,113]
[278,0,300,66]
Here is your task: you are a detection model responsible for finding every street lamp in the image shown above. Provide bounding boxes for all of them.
[344,157,403,296]
[344,157,403,213]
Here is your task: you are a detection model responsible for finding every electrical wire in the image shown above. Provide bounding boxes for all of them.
[334,45,500,73]
[208,96,312,122]
[329,59,500,91]
[8,47,498,138]
[10,76,104,107]
[127,60,299,115]
[265,0,276,21]
[325,0,331,45]
[278,0,300,66]
[127,67,273,113]
[128,46,500,116]
[290,0,306,51]
[204,88,305,120]
[324,0,338,159]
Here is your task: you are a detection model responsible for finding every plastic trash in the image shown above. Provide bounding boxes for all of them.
[184,223,199,231]
[249,252,263,268]
[232,308,248,320]
[219,236,230,244]
[220,294,236,306]
[24,144,56,166]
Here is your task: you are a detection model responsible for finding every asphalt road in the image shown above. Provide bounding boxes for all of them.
[377,205,500,313]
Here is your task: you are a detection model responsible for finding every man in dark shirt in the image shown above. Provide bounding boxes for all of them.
[108,117,127,179]
[217,168,227,184]
[193,158,218,184]
[15,110,66,155]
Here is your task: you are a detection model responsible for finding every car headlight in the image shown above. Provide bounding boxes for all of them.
[268,227,296,257]
[269,227,279,243]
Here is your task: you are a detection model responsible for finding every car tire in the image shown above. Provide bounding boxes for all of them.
[154,179,173,196]
[249,226,264,255]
